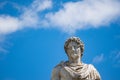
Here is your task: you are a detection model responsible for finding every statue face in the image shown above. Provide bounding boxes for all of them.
[66,41,81,59]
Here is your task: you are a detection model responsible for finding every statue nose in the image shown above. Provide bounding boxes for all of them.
[71,47,77,53]
[71,46,75,51]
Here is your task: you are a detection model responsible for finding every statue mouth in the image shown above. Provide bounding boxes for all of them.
[71,54,79,59]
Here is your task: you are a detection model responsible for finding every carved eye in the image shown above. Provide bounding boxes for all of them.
[67,46,72,49]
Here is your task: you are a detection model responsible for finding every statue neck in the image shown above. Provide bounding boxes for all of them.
[68,57,82,66]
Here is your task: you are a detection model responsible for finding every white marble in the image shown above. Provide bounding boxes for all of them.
[51,37,101,80]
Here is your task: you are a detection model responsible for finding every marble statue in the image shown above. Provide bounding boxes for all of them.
[51,37,101,80]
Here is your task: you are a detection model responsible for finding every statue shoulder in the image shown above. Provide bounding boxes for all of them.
[52,61,65,73]
[51,61,65,80]
[88,64,101,80]
[88,64,99,72]
[55,61,65,68]
[88,64,95,68]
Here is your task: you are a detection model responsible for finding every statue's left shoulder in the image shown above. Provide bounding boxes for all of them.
[88,64,98,71]
[88,64,101,80]
[88,64,96,69]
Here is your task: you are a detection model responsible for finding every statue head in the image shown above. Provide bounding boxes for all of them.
[64,37,84,57]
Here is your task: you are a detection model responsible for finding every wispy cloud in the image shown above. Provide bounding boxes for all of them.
[0,47,8,60]
[0,0,52,55]
[0,35,13,59]
[0,36,9,60]
[115,35,120,39]
[0,15,21,34]
[0,46,8,53]
[0,0,120,34]
[92,53,104,63]
[46,0,120,33]
[0,1,7,9]
[110,50,120,67]
[19,0,52,28]
[2,77,15,80]
[0,0,52,34]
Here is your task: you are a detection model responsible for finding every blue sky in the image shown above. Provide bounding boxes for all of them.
[0,0,120,80]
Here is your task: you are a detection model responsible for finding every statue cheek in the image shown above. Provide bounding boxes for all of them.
[67,50,72,56]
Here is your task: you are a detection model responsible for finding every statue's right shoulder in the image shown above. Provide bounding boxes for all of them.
[51,61,65,77]
[54,61,65,69]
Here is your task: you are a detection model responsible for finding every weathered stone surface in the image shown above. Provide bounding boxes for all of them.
[51,37,101,80]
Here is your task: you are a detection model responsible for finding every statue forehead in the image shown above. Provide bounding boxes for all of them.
[68,41,78,46]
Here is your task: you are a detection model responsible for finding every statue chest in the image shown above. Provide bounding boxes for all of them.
[59,65,90,80]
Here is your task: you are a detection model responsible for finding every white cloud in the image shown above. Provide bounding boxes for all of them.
[46,0,120,33]
[0,15,21,34]
[31,0,52,11]
[92,53,104,63]
[0,0,120,34]
[20,0,52,28]
[0,0,52,34]
[0,0,52,55]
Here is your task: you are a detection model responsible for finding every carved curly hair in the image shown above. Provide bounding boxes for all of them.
[64,37,84,56]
